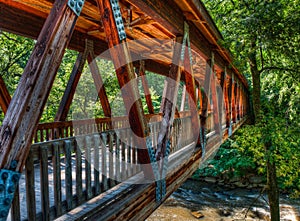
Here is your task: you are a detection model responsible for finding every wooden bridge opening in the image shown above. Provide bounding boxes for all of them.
[0,0,249,220]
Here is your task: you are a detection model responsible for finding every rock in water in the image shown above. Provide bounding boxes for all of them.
[191,211,204,219]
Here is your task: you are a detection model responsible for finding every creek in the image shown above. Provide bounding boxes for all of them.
[147,179,300,221]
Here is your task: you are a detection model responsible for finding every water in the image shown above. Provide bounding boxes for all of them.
[148,179,300,221]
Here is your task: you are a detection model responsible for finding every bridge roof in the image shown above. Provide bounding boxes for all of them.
[0,0,248,88]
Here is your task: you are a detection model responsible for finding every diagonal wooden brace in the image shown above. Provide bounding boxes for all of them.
[98,0,154,180]
[0,0,82,219]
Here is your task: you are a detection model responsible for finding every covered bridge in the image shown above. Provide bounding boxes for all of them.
[0,0,249,220]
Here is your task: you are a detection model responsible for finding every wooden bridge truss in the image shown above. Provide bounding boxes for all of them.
[0,0,249,220]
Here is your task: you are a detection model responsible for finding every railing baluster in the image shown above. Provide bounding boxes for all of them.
[85,136,93,199]
[53,142,62,216]
[25,150,36,221]
[64,140,73,210]
[40,145,50,221]
[75,138,83,205]
[108,132,115,188]
[115,131,121,182]
[11,181,20,221]
[93,134,101,195]
[101,133,108,191]
[121,130,127,181]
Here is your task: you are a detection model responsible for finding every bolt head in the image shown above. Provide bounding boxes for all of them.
[1,172,8,180]
[7,185,15,194]
[0,184,5,192]
[3,198,11,206]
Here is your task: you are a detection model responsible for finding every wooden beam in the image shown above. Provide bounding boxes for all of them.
[86,40,112,117]
[139,61,155,114]
[182,34,200,145]
[55,52,88,122]
[155,36,183,162]
[224,76,231,128]
[159,79,168,113]
[0,0,80,171]
[231,79,237,123]
[0,74,11,114]
[210,71,221,135]
[180,85,186,112]
[98,0,154,179]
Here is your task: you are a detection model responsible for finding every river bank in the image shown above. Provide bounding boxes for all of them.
[147,179,300,221]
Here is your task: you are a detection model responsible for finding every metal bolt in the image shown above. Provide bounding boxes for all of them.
[1,172,8,180]
[70,0,75,7]
[0,210,7,218]
[78,1,83,7]
[10,160,18,169]
[0,184,5,192]
[3,198,10,206]
[7,185,14,194]
[12,174,20,183]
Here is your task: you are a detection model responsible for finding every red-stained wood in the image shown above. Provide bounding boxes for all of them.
[224,76,231,128]
[86,40,112,117]
[155,36,183,162]
[0,0,80,170]
[183,41,200,145]
[0,74,11,114]
[200,55,214,138]
[98,0,154,179]
[231,79,237,123]
[210,71,221,135]
[139,61,155,114]
[236,83,240,120]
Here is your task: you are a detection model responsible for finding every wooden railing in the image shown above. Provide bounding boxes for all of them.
[10,114,194,221]
[33,112,193,143]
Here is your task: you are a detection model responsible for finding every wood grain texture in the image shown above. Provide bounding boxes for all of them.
[98,0,154,179]
[0,0,79,171]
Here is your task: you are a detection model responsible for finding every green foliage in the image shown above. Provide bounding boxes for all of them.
[194,138,256,179]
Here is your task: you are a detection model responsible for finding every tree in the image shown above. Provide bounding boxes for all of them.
[202,0,300,220]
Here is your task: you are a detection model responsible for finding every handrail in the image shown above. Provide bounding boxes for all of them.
[33,111,193,143]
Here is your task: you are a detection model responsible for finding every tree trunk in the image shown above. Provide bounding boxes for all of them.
[251,67,260,123]
[265,140,280,221]
[249,39,260,123]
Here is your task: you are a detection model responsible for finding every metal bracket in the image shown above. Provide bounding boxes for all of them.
[110,0,127,41]
[228,122,233,136]
[0,169,21,220]
[68,0,85,16]
[200,127,207,159]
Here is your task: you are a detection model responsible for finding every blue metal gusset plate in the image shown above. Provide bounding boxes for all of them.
[68,0,85,16]
[0,169,21,221]
[110,0,127,41]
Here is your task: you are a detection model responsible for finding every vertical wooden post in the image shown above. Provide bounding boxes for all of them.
[224,75,231,128]
[210,70,221,135]
[200,53,214,143]
[155,36,183,160]
[236,82,240,120]
[139,61,154,114]
[0,74,11,114]
[231,77,237,123]
[98,0,154,179]
[86,40,112,117]
[183,40,200,145]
